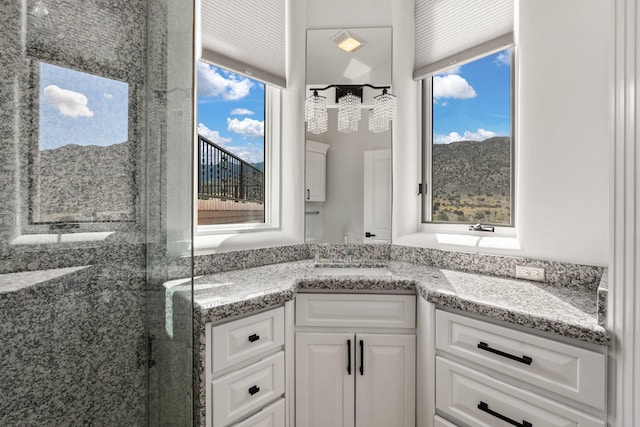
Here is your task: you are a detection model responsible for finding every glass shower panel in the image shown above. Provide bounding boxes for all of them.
[0,0,195,425]
[146,0,195,425]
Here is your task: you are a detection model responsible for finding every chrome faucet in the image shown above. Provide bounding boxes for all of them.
[345,245,353,263]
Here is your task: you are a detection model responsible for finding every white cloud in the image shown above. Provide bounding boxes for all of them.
[43,85,94,118]
[433,75,476,99]
[494,50,511,66]
[227,117,264,138]
[103,93,113,99]
[198,62,254,100]
[197,123,231,145]
[224,146,262,164]
[434,128,498,144]
[230,108,255,115]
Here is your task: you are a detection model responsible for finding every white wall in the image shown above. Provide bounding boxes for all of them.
[515,0,610,265]
[396,0,611,266]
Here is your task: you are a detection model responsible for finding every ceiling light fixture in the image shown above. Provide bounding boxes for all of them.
[305,84,397,135]
[332,30,364,53]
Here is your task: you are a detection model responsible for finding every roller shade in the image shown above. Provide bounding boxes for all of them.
[200,0,286,88]
[414,0,514,79]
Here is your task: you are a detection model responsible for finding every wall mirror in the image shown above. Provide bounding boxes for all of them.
[304,27,392,244]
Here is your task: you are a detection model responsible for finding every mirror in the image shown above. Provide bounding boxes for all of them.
[304,27,392,244]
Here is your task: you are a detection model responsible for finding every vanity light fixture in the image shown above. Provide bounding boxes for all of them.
[332,30,363,53]
[305,84,397,134]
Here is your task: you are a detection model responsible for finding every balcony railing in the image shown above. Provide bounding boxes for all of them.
[198,135,264,204]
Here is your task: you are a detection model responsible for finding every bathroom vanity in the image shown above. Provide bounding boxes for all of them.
[192,249,608,427]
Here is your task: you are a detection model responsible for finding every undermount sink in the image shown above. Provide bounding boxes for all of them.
[312,266,392,277]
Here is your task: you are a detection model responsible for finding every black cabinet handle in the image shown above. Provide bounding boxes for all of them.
[359,340,364,375]
[248,334,260,343]
[248,385,260,395]
[306,189,310,200]
[478,401,532,427]
[365,232,376,238]
[478,342,533,365]
[347,339,352,375]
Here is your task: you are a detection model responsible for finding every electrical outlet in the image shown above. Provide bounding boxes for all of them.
[515,265,546,282]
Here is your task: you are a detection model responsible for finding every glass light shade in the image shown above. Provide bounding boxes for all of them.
[369,90,396,133]
[368,108,388,133]
[305,93,328,134]
[337,92,361,134]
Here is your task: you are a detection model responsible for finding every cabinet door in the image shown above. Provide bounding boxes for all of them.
[305,151,326,202]
[295,332,355,427]
[355,334,416,427]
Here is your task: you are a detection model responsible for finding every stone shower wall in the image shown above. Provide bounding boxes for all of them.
[0,0,160,425]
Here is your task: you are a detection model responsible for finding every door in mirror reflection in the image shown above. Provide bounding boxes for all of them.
[364,149,391,243]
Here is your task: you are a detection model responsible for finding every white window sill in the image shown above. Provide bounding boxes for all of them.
[11,232,116,246]
[396,228,521,253]
[193,229,301,255]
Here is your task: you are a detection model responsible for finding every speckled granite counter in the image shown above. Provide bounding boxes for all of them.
[192,259,608,426]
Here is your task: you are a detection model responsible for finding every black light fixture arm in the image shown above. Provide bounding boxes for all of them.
[309,83,391,92]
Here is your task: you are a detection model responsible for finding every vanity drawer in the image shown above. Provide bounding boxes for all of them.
[434,415,458,427]
[211,307,285,374]
[212,352,285,427]
[231,398,285,427]
[436,357,605,427]
[435,310,606,410]
[296,293,415,328]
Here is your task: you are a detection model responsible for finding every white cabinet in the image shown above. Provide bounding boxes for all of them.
[296,332,415,427]
[436,356,604,427]
[436,310,606,411]
[305,141,329,202]
[435,310,607,427]
[295,332,354,427]
[295,294,416,427]
[207,307,287,427]
[355,334,416,427]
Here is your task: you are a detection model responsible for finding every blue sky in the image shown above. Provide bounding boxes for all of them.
[197,62,265,164]
[39,62,128,150]
[433,48,511,144]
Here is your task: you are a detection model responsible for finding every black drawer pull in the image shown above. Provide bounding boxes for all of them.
[359,340,364,375]
[478,401,532,427]
[248,385,260,395]
[347,339,352,375]
[478,342,533,365]
[248,334,260,343]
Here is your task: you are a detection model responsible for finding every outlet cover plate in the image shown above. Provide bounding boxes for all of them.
[515,265,546,282]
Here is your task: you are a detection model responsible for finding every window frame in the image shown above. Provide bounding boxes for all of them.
[420,47,516,235]
[195,83,282,236]
[18,58,141,240]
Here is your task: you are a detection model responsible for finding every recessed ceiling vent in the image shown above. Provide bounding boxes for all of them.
[332,30,364,53]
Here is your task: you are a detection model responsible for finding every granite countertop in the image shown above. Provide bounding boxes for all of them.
[193,259,608,345]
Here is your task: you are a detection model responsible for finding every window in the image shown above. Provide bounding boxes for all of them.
[34,62,132,224]
[422,48,514,227]
[196,61,280,230]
